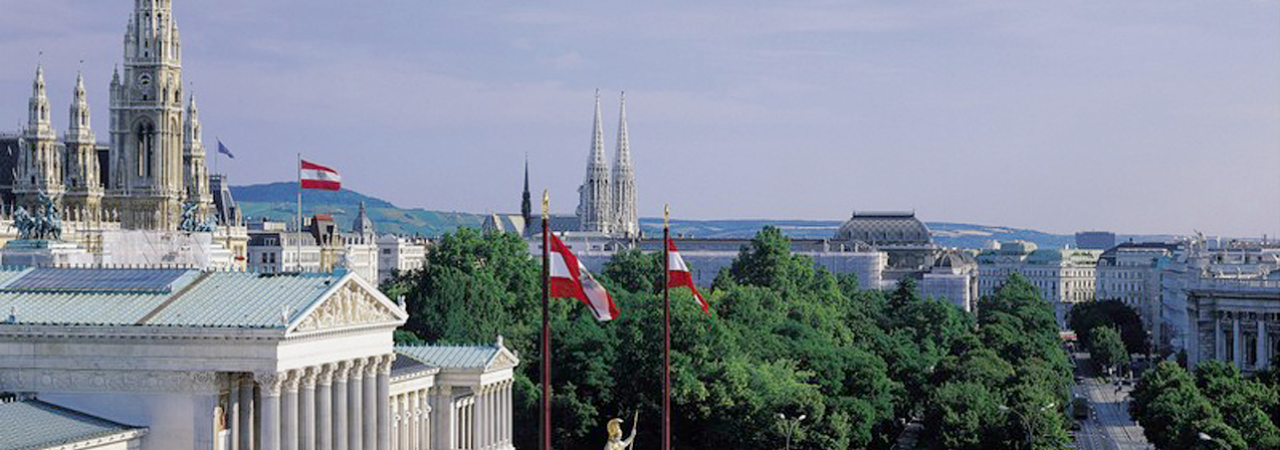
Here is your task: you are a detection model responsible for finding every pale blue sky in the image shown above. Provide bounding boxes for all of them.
[1,0,1277,236]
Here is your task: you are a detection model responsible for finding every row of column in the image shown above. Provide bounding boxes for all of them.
[229,354,395,450]
[390,387,432,450]
[452,380,514,450]
[1214,316,1272,370]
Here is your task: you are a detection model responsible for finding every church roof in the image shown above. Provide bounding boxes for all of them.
[0,399,146,450]
[0,267,396,330]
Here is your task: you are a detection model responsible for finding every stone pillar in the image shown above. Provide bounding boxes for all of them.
[363,358,379,450]
[377,355,394,450]
[1234,317,1244,369]
[421,392,431,450]
[333,361,350,450]
[475,386,486,450]
[301,367,318,450]
[283,370,301,450]
[504,381,512,445]
[229,379,241,450]
[433,386,453,450]
[1259,319,1270,370]
[256,372,285,450]
[239,376,255,450]
[1216,316,1225,361]
[349,359,365,450]
[317,364,335,450]
[408,391,419,450]
[391,395,400,450]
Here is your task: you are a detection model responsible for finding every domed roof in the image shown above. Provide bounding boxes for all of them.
[835,212,932,246]
[933,251,976,268]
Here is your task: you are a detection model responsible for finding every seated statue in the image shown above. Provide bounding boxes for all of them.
[603,412,638,450]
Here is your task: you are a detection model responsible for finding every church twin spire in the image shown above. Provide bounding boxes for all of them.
[576,89,638,237]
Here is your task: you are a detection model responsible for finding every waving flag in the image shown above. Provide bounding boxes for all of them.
[548,232,618,321]
[667,237,710,314]
[217,140,235,159]
[301,160,341,190]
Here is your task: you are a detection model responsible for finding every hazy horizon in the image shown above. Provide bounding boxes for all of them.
[1,0,1277,236]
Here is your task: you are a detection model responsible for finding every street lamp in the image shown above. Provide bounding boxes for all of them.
[999,403,1055,449]
[777,413,805,450]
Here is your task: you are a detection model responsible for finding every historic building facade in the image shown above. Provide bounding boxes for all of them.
[0,266,518,450]
[977,241,1102,324]
[7,0,219,231]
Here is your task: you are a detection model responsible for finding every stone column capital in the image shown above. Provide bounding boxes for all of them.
[363,356,380,378]
[302,366,320,389]
[318,362,337,386]
[284,369,303,393]
[378,354,396,375]
[254,371,285,396]
[334,360,351,383]
[351,358,367,380]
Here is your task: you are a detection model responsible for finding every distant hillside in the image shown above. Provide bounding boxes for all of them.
[231,182,484,237]
[232,182,1170,248]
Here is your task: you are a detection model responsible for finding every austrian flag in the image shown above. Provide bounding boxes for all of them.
[548,233,619,321]
[667,237,711,314]
[300,160,341,190]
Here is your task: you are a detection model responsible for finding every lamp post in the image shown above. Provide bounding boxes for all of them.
[999,402,1055,449]
[776,413,805,450]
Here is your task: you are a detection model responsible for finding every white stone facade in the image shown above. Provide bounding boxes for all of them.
[377,236,428,284]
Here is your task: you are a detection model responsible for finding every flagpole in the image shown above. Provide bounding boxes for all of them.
[541,191,552,450]
[662,204,671,450]
[297,153,303,272]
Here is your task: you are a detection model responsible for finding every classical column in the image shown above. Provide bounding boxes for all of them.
[1234,317,1244,369]
[333,361,350,450]
[349,359,365,450]
[475,386,486,450]
[301,367,318,450]
[317,364,335,450]
[283,370,301,450]
[406,392,417,450]
[364,357,379,450]
[1259,319,1270,370]
[256,372,285,450]
[239,376,255,450]
[229,378,241,450]
[420,392,431,450]
[391,395,400,450]
[504,381,512,445]
[1216,316,1225,361]
[377,355,394,450]
[433,386,453,450]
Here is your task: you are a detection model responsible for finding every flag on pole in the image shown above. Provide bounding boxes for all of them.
[300,159,341,190]
[217,140,235,159]
[667,236,710,314]
[548,232,619,321]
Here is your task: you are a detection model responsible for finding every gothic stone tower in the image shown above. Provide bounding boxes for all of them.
[64,73,105,221]
[577,90,612,234]
[15,65,65,211]
[610,92,638,238]
[182,94,213,217]
[108,0,186,230]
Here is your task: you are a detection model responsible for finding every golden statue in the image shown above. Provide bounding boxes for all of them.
[603,412,639,450]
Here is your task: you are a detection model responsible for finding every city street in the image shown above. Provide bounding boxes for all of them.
[1072,354,1153,450]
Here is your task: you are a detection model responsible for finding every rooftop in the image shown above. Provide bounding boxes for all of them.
[0,399,145,450]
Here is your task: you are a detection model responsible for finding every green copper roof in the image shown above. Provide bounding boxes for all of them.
[0,268,346,329]
[0,400,144,450]
[396,345,501,370]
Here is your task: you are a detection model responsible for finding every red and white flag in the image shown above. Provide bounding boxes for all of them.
[301,160,341,191]
[548,233,619,321]
[667,237,710,314]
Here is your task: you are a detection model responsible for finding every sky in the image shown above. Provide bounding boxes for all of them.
[0,0,1277,237]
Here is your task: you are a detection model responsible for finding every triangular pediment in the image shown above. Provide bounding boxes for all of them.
[287,274,407,334]
[485,346,520,371]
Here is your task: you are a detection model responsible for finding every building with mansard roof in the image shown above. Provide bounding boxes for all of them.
[0,266,517,450]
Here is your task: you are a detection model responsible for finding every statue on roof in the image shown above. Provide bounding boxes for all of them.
[603,412,638,450]
[179,201,216,233]
[13,194,62,241]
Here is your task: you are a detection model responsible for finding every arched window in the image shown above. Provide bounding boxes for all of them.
[136,121,155,178]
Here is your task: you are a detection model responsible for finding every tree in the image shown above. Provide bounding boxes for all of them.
[1088,327,1129,375]
[1067,300,1147,355]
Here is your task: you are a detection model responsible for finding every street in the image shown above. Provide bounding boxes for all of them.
[1072,354,1153,450]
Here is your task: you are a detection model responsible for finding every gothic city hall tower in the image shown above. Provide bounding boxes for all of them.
[108,0,190,229]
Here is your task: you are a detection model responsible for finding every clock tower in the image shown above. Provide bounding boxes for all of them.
[108,0,186,229]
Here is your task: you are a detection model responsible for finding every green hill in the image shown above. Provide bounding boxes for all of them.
[231,182,484,237]
[232,182,1170,247]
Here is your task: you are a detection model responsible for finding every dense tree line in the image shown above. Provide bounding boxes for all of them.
[383,227,1074,449]
[1130,361,1280,449]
